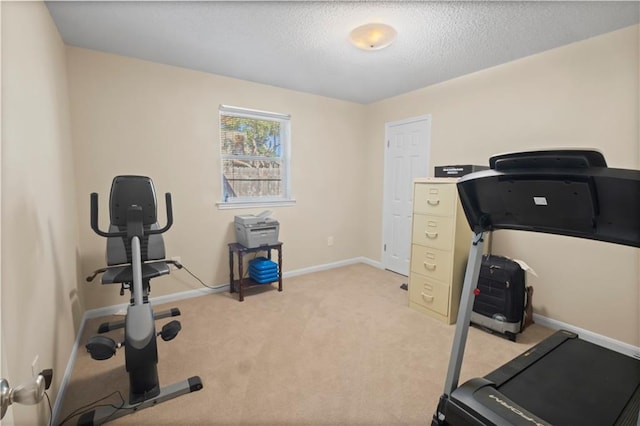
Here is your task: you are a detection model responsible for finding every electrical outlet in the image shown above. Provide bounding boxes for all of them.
[327,236,334,246]
[31,355,39,377]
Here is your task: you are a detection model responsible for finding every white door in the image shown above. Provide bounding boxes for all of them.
[382,116,431,275]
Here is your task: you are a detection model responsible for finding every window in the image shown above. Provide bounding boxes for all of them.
[218,105,293,208]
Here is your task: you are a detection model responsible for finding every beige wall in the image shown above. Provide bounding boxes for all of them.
[366,25,640,344]
[68,25,639,343]
[66,47,368,310]
[1,2,80,424]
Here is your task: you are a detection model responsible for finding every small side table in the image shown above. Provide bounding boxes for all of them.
[228,242,283,302]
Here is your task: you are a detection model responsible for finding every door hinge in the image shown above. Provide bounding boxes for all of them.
[384,244,387,251]
[387,140,390,148]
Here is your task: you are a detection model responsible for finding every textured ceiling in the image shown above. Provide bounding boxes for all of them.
[46,1,640,104]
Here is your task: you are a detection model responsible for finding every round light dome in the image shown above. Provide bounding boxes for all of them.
[349,23,397,51]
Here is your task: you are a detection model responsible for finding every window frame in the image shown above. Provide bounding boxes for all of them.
[217,104,294,209]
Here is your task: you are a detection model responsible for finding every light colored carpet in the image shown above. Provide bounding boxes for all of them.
[57,263,554,425]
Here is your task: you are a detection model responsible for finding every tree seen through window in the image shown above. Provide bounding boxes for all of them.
[219,107,290,203]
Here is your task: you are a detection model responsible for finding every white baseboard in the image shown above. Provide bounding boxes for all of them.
[282,256,383,278]
[533,313,640,359]
[84,286,229,320]
[52,257,379,421]
[51,316,87,424]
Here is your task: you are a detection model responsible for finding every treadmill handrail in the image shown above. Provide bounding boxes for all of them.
[443,232,486,396]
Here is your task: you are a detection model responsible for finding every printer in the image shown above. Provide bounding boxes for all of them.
[234,210,280,248]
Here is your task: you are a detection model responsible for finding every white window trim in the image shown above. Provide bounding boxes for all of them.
[218,105,294,209]
[220,104,291,120]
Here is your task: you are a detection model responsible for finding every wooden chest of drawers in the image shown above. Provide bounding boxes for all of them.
[408,178,473,324]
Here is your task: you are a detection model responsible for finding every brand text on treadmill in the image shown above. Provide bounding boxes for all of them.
[488,395,545,426]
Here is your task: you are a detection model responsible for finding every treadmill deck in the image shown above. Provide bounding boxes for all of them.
[452,330,640,425]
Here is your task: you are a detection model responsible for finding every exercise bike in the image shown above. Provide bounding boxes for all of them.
[82,175,202,425]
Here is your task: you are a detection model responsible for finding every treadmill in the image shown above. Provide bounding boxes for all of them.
[432,149,640,426]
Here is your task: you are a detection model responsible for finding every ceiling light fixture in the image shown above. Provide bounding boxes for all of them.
[349,23,397,51]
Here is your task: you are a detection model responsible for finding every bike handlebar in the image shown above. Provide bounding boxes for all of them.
[90,192,173,238]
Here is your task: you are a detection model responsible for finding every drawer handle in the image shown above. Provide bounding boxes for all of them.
[427,199,440,206]
[421,293,434,302]
[425,231,438,239]
[424,262,436,271]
